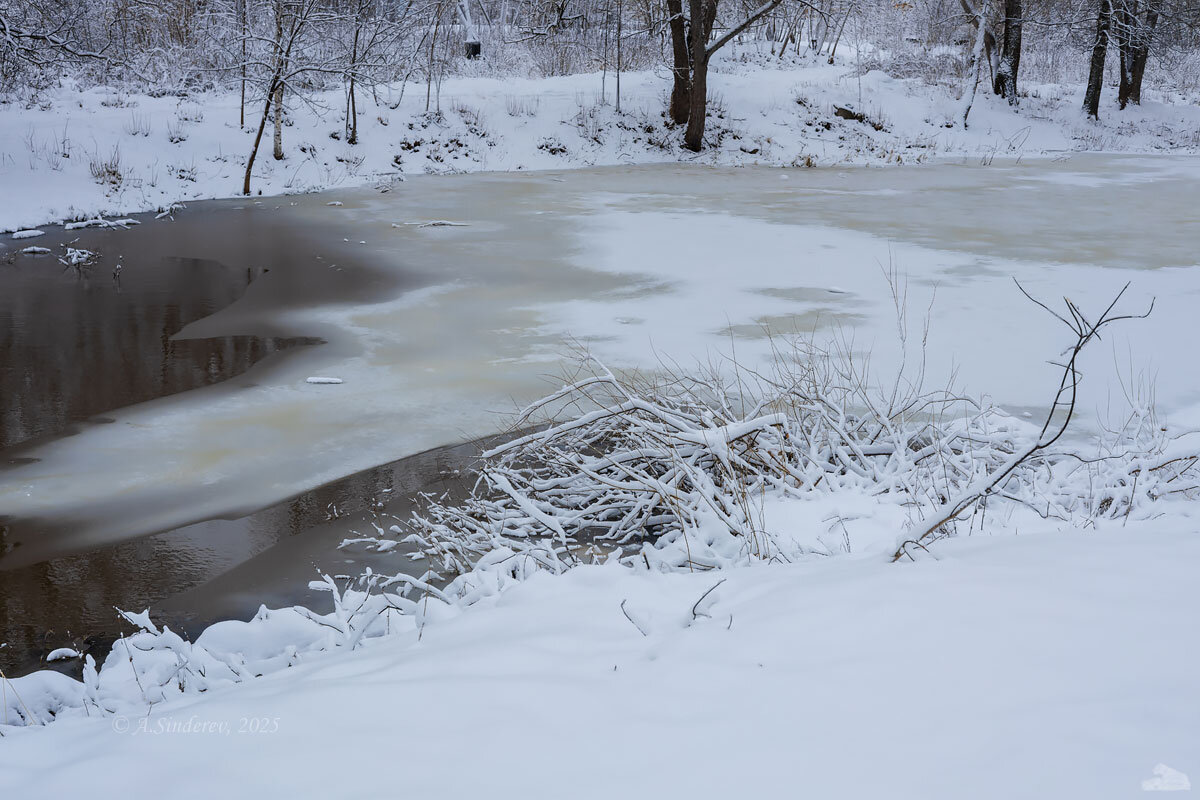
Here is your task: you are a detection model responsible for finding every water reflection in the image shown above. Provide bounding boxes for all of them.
[2,245,299,451]
[0,438,477,676]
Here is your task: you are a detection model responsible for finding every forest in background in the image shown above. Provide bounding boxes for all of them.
[3,0,1200,151]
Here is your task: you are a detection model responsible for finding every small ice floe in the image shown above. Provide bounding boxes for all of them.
[12,229,45,239]
[305,377,343,385]
[65,217,139,231]
[20,246,51,254]
[45,648,81,662]
[326,201,344,206]
[393,220,471,228]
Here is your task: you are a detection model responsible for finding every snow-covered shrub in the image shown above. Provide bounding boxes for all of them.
[450,100,489,138]
[505,94,541,117]
[169,162,197,182]
[122,112,151,137]
[88,146,124,188]
[573,99,605,143]
[175,102,204,123]
[99,95,137,109]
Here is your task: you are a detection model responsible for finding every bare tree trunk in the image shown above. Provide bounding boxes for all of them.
[1116,0,1157,107]
[239,0,247,127]
[682,0,714,151]
[960,0,990,127]
[272,0,285,159]
[993,0,1022,102]
[273,84,284,158]
[1127,6,1157,103]
[244,77,279,195]
[425,4,442,114]
[827,7,851,64]
[957,0,997,76]
[666,0,691,125]
[615,0,622,112]
[601,0,609,101]
[1114,0,1136,108]
[1083,0,1112,118]
[679,0,781,151]
[348,75,358,143]
[683,54,708,150]
[347,11,360,144]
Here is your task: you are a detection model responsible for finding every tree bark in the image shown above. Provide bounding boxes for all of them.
[347,15,360,144]
[682,0,711,151]
[666,0,691,124]
[272,0,286,159]
[957,0,997,83]
[1083,0,1111,118]
[1127,6,1156,104]
[239,0,247,127]
[1114,0,1136,108]
[272,83,284,158]
[960,0,990,128]
[244,76,279,195]
[683,54,708,150]
[992,0,1022,102]
[679,0,779,151]
[1116,0,1157,107]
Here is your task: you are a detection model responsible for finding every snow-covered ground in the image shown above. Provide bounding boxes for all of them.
[2,519,1198,798]
[4,53,1200,233]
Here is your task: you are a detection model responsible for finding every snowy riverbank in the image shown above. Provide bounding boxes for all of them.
[2,519,1198,798]
[4,53,1200,234]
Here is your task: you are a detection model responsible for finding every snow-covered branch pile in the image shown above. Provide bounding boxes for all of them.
[1036,404,1200,521]
[367,343,1200,586]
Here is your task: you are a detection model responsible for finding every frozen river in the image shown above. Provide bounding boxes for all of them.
[1,154,1198,665]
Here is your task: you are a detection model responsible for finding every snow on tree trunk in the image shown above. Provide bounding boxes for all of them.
[959,0,991,128]
[272,0,285,160]
[993,0,1022,103]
